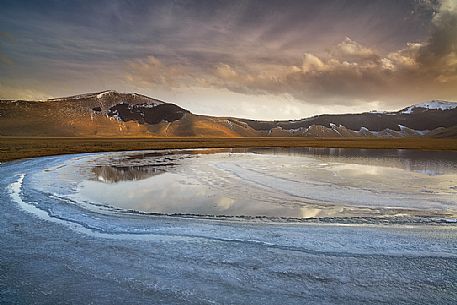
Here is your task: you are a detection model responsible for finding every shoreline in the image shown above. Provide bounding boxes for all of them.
[1,136,457,162]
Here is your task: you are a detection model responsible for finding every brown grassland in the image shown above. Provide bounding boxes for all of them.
[1,137,457,163]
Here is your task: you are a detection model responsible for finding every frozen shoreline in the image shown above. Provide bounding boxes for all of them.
[1,151,457,304]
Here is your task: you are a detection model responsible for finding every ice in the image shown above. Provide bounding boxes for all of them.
[1,150,457,304]
[53,150,457,218]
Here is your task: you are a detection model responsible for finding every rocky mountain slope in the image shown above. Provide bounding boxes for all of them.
[1,91,456,137]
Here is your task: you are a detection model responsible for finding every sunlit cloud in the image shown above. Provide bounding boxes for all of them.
[1,0,455,119]
[126,0,457,111]
[0,82,52,100]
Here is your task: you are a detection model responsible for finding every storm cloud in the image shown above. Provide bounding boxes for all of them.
[127,0,457,108]
[1,0,455,119]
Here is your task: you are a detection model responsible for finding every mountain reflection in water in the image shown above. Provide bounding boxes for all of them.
[93,165,169,183]
[91,152,180,183]
[90,149,233,183]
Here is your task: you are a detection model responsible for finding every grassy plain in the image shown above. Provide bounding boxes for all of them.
[1,137,457,162]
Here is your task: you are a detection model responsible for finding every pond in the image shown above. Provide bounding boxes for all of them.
[43,147,457,220]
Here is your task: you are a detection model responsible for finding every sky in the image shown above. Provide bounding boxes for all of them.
[1,0,457,119]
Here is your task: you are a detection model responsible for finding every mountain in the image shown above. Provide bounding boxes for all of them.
[1,91,456,137]
[400,100,457,113]
[238,100,457,137]
[427,125,457,138]
[0,90,257,137]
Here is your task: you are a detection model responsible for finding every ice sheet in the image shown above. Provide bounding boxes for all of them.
[0,151,457,304]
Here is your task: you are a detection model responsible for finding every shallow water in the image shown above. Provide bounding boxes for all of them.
[40,148,457,220]
[1,149,457,304]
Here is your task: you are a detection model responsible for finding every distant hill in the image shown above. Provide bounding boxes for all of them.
[1,90,456,137]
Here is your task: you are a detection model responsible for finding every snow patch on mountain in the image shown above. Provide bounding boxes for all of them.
[329,123,342,136]
[96,90,117,99]
[138,102,160,108]
[367,110,390,114]
[48,90,118,101]
[401,100,457,114]
[398,125,409,131]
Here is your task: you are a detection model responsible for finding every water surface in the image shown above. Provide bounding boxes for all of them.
[54,148,457,220]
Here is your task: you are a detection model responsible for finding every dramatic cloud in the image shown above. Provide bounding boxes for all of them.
[1,0,456,118]
[0,82,52,100]
[127,0,457,109]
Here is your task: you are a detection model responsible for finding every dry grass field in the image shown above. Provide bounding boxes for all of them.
[1,137,457,163]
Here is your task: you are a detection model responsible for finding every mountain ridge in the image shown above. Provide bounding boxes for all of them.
[1,90,457,138]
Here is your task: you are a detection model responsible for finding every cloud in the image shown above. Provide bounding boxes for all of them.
[417,0,457,69]
[334,37,377,58]
[302,53,326,73]
[0,82,52,100]
[127,0,457,108]
[2,0,454,115]
[0,32,14,65]
[126,56,186,88]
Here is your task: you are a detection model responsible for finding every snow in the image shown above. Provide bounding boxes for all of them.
[329,123,342,136]
[288,127,307,133]
[401,100,457,114]
[225,119,234,129]
[368,110,389,114]
[416,130,430,136]
[398,125,415,133]
[96,90,117,99]
[397,125,427,136]
[108,109,122,121]
[47,90,118,101]
[137,102,159,108]
[41,91,167,107]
